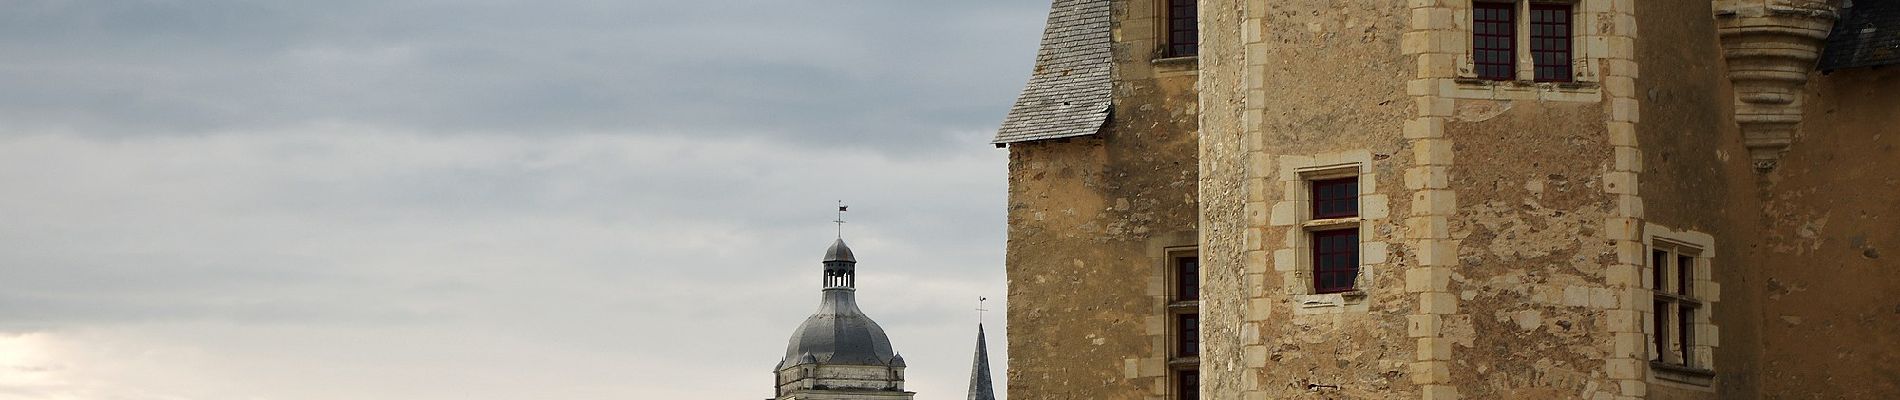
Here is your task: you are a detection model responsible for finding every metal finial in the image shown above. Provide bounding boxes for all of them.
[977,296,988,324]
[834,201,848,238]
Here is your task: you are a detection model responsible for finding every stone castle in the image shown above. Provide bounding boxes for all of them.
[992,0,1898,399]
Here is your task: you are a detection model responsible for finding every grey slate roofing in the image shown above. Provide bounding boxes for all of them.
[992,0,1113,144]
[965,324,996,400]
[824,238,856,263]
[779,239,901,370]
[1820,1,1900,71]
[778,288,901,369]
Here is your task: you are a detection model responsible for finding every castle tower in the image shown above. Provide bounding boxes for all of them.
[771,239,915,400]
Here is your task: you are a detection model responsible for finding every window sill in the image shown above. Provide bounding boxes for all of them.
[1168,300,1200,313]
[1168,356,1200,369]
[1292,290,1368,314]
[1651,362,1716,387]
[1446,78,1601,102]
[1152,56,1199,75]
[1303,217,1362,231]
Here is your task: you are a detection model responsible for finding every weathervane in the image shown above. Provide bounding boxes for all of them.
[834,201,848,238]
[977,296,989,324]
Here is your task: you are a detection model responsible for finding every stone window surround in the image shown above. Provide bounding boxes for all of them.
[1642,224,1719,390]
[1163,246,1199,399]
[1128,231,1198,400]
[1446,0,1610,102]
[1268,150,1391,314]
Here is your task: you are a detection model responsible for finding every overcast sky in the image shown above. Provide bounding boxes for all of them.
[0,1,1043,399]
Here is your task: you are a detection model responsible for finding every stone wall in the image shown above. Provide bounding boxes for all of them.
[1755,67,1900,400]
[1002,0,1201,397]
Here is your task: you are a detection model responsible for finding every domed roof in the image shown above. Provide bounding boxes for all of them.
[778,289,899,369]
[823,239,856,263]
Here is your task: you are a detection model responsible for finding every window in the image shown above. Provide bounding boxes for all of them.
[1528,3,1573,82]
[1166,251,1199,399]
[1307,176,1360,294]
[1313,229,1360,294]
[1472,2,1516,80]
[1163,0,1198,57]
[1176,370,1200,400]
[1650,243,1704,369]
[1469,1,1575,82]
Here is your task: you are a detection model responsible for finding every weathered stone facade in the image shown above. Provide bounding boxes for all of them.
[996,0,1899,399]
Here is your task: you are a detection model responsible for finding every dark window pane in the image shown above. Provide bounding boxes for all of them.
[1678,305,1695,367]
[1311,229,1360,293]
[1529,3,1572,82]
[1165,0,1198,57]
[1179,370,1200,400]
[1178,314,1199,356]
[1678,255,1694,295]
[1177,257,1200,301]
[1653,301,1670,363]
[1311,177,1359,219]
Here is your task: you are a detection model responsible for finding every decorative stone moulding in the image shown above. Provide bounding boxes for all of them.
[1715,1,1838,171]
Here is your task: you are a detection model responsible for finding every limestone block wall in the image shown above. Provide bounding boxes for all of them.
[1002,0,1201,397]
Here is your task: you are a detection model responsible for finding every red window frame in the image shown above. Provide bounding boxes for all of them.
[1165,0,1198,57]
[1472,2,1516,80]
[1312,229,1360,294]
[1529,3,1574,82]
[1310,177,1359,219]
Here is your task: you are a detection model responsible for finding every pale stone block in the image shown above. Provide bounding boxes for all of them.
[1247,298,1275,321]
[1614,146,1642,172]
[1359,173,1378,194]
[1420,292,1458,314]
[1407,0,1442,9]
[1616,194,1645,218]
[1243,345,1268,365]
[1701,324,1721,347]
[1608,58,1640,79]
[1248,152,1273,177]
[1412,8,1455,30]
[1124,358,1142,379]
[1273,249,1297,272]
[1611,122,1641,146]
[1414,139,1454,166]
[1410,361,1451,384]
[1245,250,1269,274]
[1605,76,1637,99]
[1412,190,1456,216]
[1592,287,1619,309]
[1406,166,1450,190]
[1245,228,1264,251]
[1704,281,1721,302]
[1615,240,1645,265]
[1270,201,1296,226]
[1418,53,1460,79]
[1401,31,1434,55]
[1363,241,1389,264]
[1405,117,1445,139]
[1415,96,1455,117]
[1407,217,1450,239]
[1611,97,1641,123]
[1419,339,1457,364]
[1423,384,1460,400]
[1604,171,1639,195]
[1408,315,1443,338]
[1562,286,1592,307]
[1606,264,1641,287]
[1605,358,1642,380]
[1362,194,1391,220]
[1612,332,1645,358]
[1407,79,1441,97]
[1620,380,1646,397]
[1418,240,1457,266]
[1604,217,1640,241]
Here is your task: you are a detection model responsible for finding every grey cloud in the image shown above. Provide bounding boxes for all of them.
[0,1,1044,153]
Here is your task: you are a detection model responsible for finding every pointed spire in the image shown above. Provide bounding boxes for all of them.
[966,324,996,400]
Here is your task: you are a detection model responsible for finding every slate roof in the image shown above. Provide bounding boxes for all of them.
[1819,1,1900,71]
[964,324,995,400]
[992,0,1113,145]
